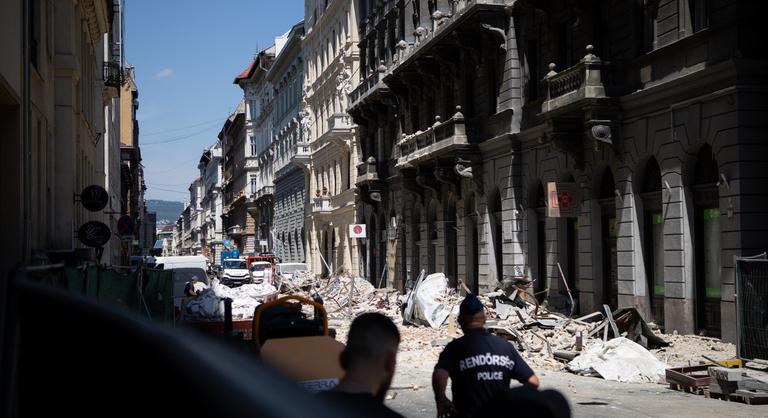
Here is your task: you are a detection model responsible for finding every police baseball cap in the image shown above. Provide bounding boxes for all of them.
[459,293,484,316]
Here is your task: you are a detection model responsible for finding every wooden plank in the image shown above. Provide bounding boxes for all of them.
[575,311,603,322]
[603,304,620,338]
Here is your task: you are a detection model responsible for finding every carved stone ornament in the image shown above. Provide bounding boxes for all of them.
[336,62,353,97]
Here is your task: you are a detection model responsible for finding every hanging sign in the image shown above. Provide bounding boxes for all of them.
[349,224,367,239]
[77,221,112,247]
[117,215,134,236]
[547,182,581,218]
[80,185,109,212]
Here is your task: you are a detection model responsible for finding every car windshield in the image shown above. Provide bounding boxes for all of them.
[224,260,247,269]
[250,263,269,271]
[279,264,307,274]
[171,268,208,297]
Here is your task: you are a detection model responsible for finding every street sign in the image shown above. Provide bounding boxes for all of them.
[547,182,581,218]
[80,185,109,212]
[349,224,366,238]
[77,221,112,247]
[224,239,232,249]
[117,215,133,236]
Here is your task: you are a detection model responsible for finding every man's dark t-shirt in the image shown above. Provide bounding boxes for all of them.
[436,328,534,417]
[318,390,404,418]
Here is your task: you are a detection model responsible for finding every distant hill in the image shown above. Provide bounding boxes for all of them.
[147,199,184,225]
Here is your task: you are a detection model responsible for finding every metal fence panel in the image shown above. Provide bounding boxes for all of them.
[736,257,768,361]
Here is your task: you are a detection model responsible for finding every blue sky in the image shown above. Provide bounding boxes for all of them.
[126,0,304,202]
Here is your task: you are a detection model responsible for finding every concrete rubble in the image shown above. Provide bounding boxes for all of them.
[271,270,741,385]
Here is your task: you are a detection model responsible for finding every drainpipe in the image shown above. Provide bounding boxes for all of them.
[22,0,32,266]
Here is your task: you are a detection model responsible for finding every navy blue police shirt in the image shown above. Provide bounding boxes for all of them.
[436,328,534,417]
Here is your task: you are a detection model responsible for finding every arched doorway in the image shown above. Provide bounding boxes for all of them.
[560,175,579,315]
[377,212,387,287]
[641,158,664,327]
[411,203,422,280]
[464,194,479,294]
[693,145,721,337]
[491,190,504,283]
[321,229,330,277]
[330,228,337,274]
[367,216,378,283]
[445,198,458,288]
[427,200,438,274]
[530,183,547,301]
[599,169,618,310]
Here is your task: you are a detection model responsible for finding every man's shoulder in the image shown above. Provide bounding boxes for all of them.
[317,391,405,418]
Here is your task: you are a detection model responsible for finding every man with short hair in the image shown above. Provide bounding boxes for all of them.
[320,312,404,418]
[432,293,539,418]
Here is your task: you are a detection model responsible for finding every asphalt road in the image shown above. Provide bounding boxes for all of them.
[385,351,768,418]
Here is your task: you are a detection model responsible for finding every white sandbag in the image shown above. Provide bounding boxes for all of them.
[412,273,452,329]
[186,279,277,320]
[567,337,669,383]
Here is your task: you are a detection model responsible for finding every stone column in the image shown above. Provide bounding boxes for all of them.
[664,172,696,335]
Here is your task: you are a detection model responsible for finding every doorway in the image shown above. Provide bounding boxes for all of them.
[532,183,547,302]
[411,204,422,281]
[599,169,618,311]
[464,194,479,294]
[693,145,721,337]
[445,198,458,288]
[491,191,504,283]
[641,158,664,327]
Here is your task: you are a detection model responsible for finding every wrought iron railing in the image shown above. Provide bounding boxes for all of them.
[104,61,122,88]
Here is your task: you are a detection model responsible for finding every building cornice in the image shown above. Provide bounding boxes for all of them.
[81,0,109,46]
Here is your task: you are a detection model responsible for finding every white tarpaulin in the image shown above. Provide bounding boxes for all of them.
[185,279,277,320]
[567,337,669,383]
[411,273,454,329]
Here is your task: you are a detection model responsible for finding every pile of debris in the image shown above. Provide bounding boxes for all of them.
[184,279,278,320]
[265,268,749,388]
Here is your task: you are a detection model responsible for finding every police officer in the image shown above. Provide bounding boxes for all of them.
[432,293,540,418]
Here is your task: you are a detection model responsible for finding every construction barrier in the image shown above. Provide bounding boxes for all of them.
[735,255,768,361]
[22,265,174,323]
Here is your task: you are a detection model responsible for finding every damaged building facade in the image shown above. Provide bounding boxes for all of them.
[350,0,767,342]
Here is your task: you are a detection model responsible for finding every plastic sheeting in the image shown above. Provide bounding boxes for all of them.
[567,337,669,383]
[185,279,278,320]
[410,273,456,329]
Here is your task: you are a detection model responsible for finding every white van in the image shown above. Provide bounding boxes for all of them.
[154,255,208,271]
[155,256,210,312]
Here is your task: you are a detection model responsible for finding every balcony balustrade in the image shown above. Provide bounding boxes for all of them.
[311,195,333,214]
[540,45,608,114]
[396,106,468,167]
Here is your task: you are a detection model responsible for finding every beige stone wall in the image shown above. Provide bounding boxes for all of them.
[302,0,360,276]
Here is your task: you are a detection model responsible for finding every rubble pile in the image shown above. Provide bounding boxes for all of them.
[186,267,741,386]
[185,279,277,320]
[651,333,736,367]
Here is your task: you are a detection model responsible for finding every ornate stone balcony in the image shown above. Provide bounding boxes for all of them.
[291,141,311,167]
[388,0,511,77]
[396,106,469,168]
[540,45,608,115]
[252,185,274,202]
[349,66,388,108]
[311,195,333,215]
[356,156,380,186]
[328,113,353,131]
